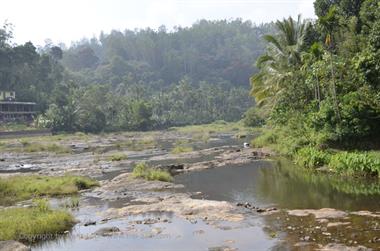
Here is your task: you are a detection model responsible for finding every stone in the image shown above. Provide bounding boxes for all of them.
[0,241,31,251]
[288,208,347,219]
[84,220,97,226]
[94,227,121,236]
[327,222,351,228]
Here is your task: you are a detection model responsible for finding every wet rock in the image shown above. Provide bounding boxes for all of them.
[143,218,159,225]
[162,164,185,173]
[236,202,253,209]
[256,207,277,214]
[208,246,238,251]
[94,227,121,236]
[0,241,30,251]
[84,220,96,226]
[100,218,111,223]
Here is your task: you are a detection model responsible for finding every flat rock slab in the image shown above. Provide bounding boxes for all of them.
[104,194,244,223]
[351,211,380,218]
[317,243,371,251]
[288,208,348,219]
[0,241,30,251]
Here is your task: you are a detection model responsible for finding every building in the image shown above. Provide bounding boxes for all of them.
[0,91,16,101]
[0,91,36,122]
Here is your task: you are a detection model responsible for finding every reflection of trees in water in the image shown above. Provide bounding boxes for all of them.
[256,159,380,211]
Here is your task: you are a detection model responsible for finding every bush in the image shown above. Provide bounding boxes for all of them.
[294,147,331,168]
[132,163,173,182]
[329,152,380,177]
[243,107,264,127]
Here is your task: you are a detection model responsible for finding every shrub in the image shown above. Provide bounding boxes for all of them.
[132,163,173,182]
[329,152,380,177]
[294,147,331,168]
[243,107,265,127]
[107,153,128,161]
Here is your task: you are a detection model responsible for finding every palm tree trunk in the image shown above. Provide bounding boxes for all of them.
[329,51,341,122]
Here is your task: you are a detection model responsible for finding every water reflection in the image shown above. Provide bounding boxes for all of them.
[175,159,380,211]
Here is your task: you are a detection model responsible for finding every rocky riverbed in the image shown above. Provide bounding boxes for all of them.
[0,130,379,251]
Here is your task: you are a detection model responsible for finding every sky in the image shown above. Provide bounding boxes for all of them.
[0,0,316,46]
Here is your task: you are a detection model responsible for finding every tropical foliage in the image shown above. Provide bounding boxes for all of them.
[250,0,380,176]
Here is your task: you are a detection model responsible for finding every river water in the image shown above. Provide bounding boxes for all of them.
[30,134,380,251]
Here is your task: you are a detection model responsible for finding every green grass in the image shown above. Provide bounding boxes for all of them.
[11,139,71,154]
[251,127,380,177]
[0,175,99,206]
[171,121,253,134]
[132,163,173,182]
[62,197,80,209]
[0,199,75,242]
[171,146,193,154]
[107,153,128,161]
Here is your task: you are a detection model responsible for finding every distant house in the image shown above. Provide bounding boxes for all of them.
[0,91,16,101]
[0,91,36,122]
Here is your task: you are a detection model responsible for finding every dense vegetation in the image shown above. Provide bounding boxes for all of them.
[250,0,380,177]
[0,20,275,132]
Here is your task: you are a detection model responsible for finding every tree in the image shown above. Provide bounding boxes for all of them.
[250,15,308,108]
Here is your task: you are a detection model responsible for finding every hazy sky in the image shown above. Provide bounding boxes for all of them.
[1,0,316,46]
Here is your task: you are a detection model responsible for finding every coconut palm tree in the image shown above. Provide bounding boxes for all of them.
[250,15,308,108]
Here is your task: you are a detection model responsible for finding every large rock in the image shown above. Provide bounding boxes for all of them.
[0,241,30,251]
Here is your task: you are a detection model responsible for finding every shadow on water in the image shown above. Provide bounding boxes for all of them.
[175,158,380,211]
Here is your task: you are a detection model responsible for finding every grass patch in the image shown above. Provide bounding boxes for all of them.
[17,140,71,154]
[171,121,254,134]
[171,146,193,154]
[0,175,99,206]
[132,163,173,182]
[107,153,128,161]
[0,199,75,242]
[114,137,157,151]
[62,197,80,209]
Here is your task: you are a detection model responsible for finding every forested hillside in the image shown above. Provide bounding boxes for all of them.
[0,20,274,132]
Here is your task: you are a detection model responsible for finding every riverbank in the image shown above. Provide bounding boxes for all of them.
[251,126,380,178]
[0,124,379,250]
